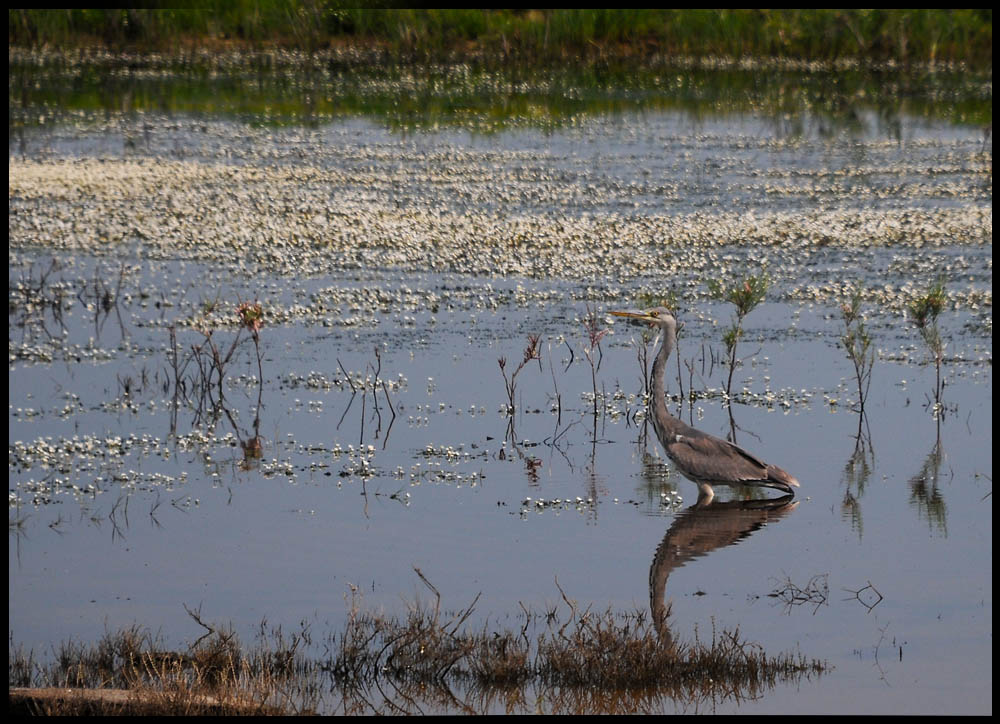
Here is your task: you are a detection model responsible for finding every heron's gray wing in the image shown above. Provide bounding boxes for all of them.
[666,434,770,483]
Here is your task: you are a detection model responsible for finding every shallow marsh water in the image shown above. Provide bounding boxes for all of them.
[8,65,992,714]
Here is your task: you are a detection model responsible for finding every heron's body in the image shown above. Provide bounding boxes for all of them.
[613,308,799,501]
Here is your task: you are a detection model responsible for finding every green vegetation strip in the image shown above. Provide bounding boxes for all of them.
[9,9,992,69]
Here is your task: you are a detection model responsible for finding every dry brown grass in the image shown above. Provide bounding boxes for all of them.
[10,586,824,715]
[9,619,316,716]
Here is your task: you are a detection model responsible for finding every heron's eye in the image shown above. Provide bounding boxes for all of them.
[649,310,658,318]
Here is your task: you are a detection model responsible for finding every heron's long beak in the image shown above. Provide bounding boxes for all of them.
[611,309,683,333]
[610,309,656,322]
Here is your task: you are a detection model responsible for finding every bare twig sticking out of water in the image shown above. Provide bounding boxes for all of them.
[770,573,829,614]
[10,258,67,342]
[334,359,363,438]
[69,261,131,343]
[336,358,356,393]
[167,325,192,432]
[680,342,723,424]
[871,621,893,684]
[413,566,441,621]
[842,580,884,613]
[635,327,653,400]
[581,305,609,421]
[333,352,398,448]
[367,347,397,448]
[149,493,162,529]
[108,493,129,541]
[380,379,397,450]
[547,341,562,425]
[336,391,357,433]
[182,603,239,657]
[190,327,244,419]
[11,259,126,351]
[562,339,574,372]
[163,300,268,457]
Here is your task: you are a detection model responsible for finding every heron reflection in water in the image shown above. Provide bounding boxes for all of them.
[612,308,799,503]
[649,494,799,641]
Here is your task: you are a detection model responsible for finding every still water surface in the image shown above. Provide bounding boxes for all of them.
[8,86,992,714]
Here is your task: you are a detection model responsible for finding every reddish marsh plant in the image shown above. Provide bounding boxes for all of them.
[581,305,610,420]
[499,335,542,442]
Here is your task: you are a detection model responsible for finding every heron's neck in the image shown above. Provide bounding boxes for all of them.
[651,327,682,438]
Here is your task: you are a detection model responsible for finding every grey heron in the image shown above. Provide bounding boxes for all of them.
[612,307,800,502]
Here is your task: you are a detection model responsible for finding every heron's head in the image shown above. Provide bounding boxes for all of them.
[610,307,677,332]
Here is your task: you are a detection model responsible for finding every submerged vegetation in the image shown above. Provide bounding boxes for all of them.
[9,587,825,716]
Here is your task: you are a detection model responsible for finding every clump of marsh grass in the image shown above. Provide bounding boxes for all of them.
[321,574,823,705]
[908,278,947,412]
[323,599,822,700]
[9,617,315,716]
[707,272,769,403]
[11,578,825,715]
